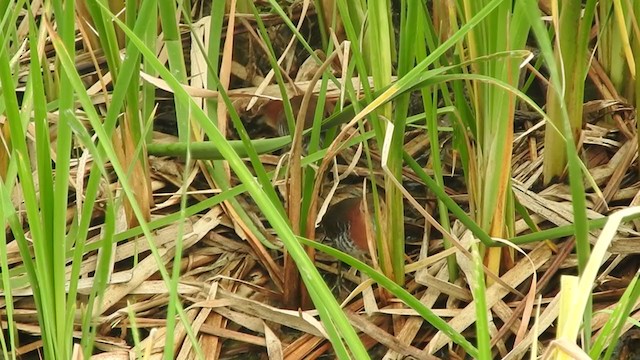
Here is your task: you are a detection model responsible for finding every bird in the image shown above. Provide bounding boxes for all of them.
[320,195,382,260]
[262,94,319,137]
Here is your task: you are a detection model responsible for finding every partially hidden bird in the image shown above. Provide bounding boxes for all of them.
[262,94,319,137]
[320,195,383,260]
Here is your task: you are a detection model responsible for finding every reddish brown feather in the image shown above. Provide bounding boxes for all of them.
[322,196,379,258]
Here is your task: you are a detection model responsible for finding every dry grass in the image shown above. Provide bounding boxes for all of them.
[2,1,640,359]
